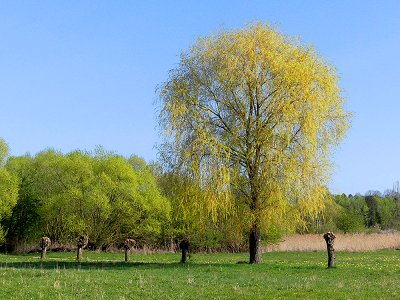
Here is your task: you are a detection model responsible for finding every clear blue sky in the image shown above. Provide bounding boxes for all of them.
[1,1,399,195]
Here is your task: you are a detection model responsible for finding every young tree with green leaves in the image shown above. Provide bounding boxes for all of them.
[158,22,350,263]
[6,148,170,248]
[5,154,41,244]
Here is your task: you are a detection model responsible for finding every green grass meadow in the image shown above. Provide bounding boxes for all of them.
[0,250,399,299]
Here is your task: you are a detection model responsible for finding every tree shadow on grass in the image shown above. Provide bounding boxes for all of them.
[0,252,329,271]
[0,259,325,271]
[0,260,239,270]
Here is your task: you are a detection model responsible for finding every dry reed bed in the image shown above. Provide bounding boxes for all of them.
[264,232,400,252]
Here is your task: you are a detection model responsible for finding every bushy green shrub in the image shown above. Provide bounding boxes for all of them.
[336,210,365,233]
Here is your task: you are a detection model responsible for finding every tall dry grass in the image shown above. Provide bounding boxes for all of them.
[264,232,400,252]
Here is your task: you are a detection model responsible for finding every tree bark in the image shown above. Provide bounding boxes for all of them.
[323,232,336,268]
[77,246,83,261]
[249,223,262,264]
[123,239,135,263]
[40,237,51,260]
[40,248,47,259]
[181,248,188,263]
[179,240,190,263]
[124,248,129,262]
[248,163,262,264]
[76,235,88,261]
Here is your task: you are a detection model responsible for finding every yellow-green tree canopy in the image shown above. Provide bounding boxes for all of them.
[158,22,350,263]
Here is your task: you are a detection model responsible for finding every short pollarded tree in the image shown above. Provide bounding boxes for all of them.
[158,22,350,263]
[76,235,88,261]
[123,238,136,262]
[40,236,51,259]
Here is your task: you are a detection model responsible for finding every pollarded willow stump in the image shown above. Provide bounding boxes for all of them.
[323,232,336,268]
[40,237,51,259]
[179,239,190,264]
[76,235,88,261]
[124,239,136,262]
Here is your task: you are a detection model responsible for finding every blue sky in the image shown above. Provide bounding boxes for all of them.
[0,1,399,195]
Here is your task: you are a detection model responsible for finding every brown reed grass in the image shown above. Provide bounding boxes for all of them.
[264,232,400,252]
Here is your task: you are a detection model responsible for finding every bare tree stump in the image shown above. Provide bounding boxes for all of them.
[323,232,336,268]
[124,239,136,262]
[40,237,51,259]
[179,239,190,263]
[76,235,88,261]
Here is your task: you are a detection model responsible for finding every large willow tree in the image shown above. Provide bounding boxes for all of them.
[158,22,350,263]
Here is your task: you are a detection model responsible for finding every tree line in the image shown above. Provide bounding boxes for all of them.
[0,138,265,252]
[1,138,399,253]
[316,190,400,233]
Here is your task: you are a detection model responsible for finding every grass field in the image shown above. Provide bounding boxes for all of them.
[0,250,399,299]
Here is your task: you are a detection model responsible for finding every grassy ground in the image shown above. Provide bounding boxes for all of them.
[0,250,399,299]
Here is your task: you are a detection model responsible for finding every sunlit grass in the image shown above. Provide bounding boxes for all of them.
[0,250,399,299]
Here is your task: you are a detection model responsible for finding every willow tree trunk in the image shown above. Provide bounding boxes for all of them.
[76,235,88,261]
[40,237,51,260]
[249,171,262,264]
[77,247,83,261]
[124,248,129,262]
[323,232,336,268]
[249,223,262,264]
[181,248,188,263]
[40,248,47,259]
[124,239,135,263]
[179,240,190,264]
[249,191,262,264]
